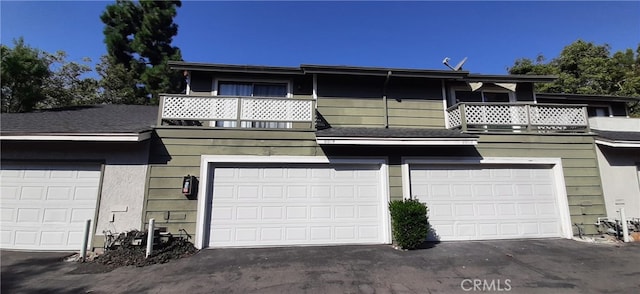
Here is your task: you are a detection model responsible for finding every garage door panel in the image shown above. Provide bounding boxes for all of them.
[209,164,385,247]
[310,206,331,219]
[43,208,69,223]
[310,226,331,240]
[0,163,100,250]
[410,164,563,241]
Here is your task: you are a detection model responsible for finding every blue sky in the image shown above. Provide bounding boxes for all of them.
[1,1,639,75]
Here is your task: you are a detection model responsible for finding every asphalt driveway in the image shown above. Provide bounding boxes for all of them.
[2,239,639,294]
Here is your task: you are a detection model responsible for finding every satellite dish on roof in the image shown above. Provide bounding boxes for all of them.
[442,57,467,71]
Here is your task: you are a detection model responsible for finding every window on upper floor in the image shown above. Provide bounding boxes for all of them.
[449,89,514,107]
[214,81,291,128]
[218,82,288,97]
[587,106,612,117]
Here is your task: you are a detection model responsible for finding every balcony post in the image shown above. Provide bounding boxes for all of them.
[157,95,165,126]
[525,104,532,132]
[236,97,243,128]
[311,100,317,129]
[583,106,590,133]
[459,103,468,132]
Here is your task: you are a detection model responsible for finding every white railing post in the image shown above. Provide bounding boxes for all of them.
[80,219,91,262]
[146,218,155,258]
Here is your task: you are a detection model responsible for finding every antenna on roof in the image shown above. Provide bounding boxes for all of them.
[442,57,467,71]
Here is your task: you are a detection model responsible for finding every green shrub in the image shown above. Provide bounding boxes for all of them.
[389,199,430,249]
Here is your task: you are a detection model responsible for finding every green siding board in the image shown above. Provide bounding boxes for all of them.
[566,186,603,196]
[146,199,197,211]
[142,222,197,235]
[149,177,183,189]
[319,108,383,116]
[562,159,598,168]
[387,100,444,111]
[146,211,198,223]
[563,176,601,186]
[318,98,383,108]
[567,195,605,206]
[322,115,386,126]
[569,205,606,216]
[387,109,443,118]
[562,167,600,177]
[150,166,200,177]
[148,188,188,199]
[387,117,444,128]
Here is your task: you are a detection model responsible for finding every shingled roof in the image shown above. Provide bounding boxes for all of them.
[1,104,158,135]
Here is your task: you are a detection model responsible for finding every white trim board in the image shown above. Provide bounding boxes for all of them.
[400,156,573,240]
[316,137,478,146]
[0,132,151,142]
[595,139,640,148]
[195,155,392,249]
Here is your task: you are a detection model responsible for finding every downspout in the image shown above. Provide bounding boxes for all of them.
[383,71,392,128]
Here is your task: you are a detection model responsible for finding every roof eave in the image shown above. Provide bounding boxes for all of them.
[464,74,558,83]
[169,61,304,75]
[0,131,152,142]
[301,64,468,79]
[537,93,640,102]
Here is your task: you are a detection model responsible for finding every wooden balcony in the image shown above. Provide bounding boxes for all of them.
[158,94,315,129]
[447,102,590,133]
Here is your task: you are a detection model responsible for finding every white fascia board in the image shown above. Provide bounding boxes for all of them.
[316,137,477,146]
[0,132,151,142]
[595,139,640,148]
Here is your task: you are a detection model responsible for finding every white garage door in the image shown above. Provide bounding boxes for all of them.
[0,163,100,250]
[209,164,387,247]
[410,164,563,241]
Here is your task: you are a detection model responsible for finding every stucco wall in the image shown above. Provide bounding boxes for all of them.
[596,145,640,219]
[96,164,148,235]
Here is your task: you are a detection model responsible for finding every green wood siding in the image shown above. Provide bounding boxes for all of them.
[387,99,444,128]
[317,98,384,127]
[145,128,604,238]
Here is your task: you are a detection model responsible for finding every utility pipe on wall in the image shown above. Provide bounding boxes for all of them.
[146,218,155,258]
[383,71,392,128]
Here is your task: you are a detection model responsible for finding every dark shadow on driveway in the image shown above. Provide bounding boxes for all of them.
[1,251,90,294]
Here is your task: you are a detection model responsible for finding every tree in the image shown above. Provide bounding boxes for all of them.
[1,38,100,113]
[41,51,100,108]
[1,38,50,112]
[509,40,640,115]
[99,0,184,104]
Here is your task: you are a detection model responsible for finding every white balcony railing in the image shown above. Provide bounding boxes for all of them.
[447,102,590,133]
[159,94,315,129]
